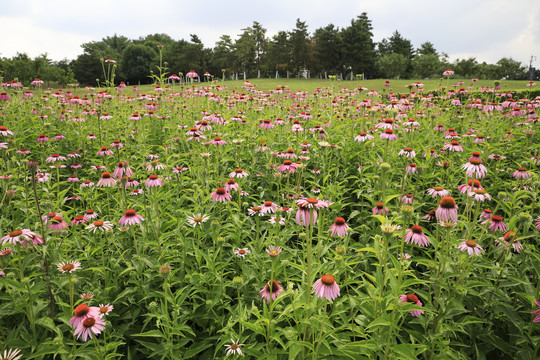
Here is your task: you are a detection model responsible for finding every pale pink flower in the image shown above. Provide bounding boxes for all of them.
[211,187,232,202]
[458,240,484,256]
[259,280,284,304]
[328,217,350,237]
[119,209,144,226]
[312,275,340,301]
[400,294,424,317]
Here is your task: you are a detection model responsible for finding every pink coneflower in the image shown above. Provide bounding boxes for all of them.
[0,247,13,256]
[405,163,417,174]
[380,129,397,141]
[259,279,284,303]
[16,148,31,154]
[443,140,463,152]
[187,214,209,227]
[119,209,145,226]
[98,304,114,316]
[210,137,227,145]
[458,179,482,193]
[536,216,540,230]
[436,197,458,223]
[74,316,106,342]
[113,161,133,179]
[278,160,297,173]
[211,187,232,202]
[443,69,454,76]
[312,274,340,301]
[372,202,389,215]
[110,140,123,149]
[433,124,446,131]
[145,175,163,188]
[97,172,116,187]
[259,119,274,129]
[70,304,100,328]
[480,209,492,220]
[172,166,188,174]
[234,248,250,258]
[428,186,450,198]
[84,209,98,220]
[402,194,414,204]
[458,240,484,256]
[400,294,424,317]
[513,167,531,179]
[248,206,263,216]
[329,217,350,237]
[461,157,487,179]
[49,216,69,232]
[422,209,437,221]
[86,133,97,140]
[260,247,281,261]
[224,178,239,192]
[469,189,491,202]
[71,216,88,226]
[86,220,113,233]
[0,348,22,360]
[279,148,297,159]
[67,175,79,183]
[488,215,507,232]
[1,229,34,246]
[224,339,245,356]
[57,260,81,273]
[355,132,374,142]
[495,231,523,253]
[36,134,49,142]
[532,300,540,322]
[404,225,431,247]
[129,113,141,121]
[260,201,278,214]
[97,146,114,156]
[124,178,139,188]
[398,147,416,159]
[100,113,113,120]
[375,118,398,130]
[130,189,143,196]
[0,125,14,136]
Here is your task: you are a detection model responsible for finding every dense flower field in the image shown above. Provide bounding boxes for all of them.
[0,77,539,359]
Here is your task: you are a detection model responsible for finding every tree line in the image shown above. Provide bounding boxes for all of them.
[1,13,534,86]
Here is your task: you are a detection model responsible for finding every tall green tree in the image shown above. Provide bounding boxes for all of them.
[289,19,312,71]
[121,43,158,84]
[341,13,376,77]
[235,27,257,74]
[313,24,342,74]
[264,31,291,74]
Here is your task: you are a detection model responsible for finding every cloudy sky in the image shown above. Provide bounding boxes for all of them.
[1,0,539,67]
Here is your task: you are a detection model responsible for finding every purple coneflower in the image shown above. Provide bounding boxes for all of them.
[380,129,397,141]
[119,209,144,226]
[495,231,523,253]
[211,187,232,202]
[230,168,249,178]
[405,163,417,174]
[427,186,450,198]
[328,217,350,237]
[1,229,34,246]
[398,147,416,159]
[145,175,163,188]
[461,155,487,179]
[224,339,245,356]
[266,246,282,257]
[404,225,430,247]
[46,154,66,163]
[532,300,540,322]
[49,216,69,232]
[57,260,81,273]
[234,248,250,258]
[355,132,374,142]
[37,134,49,142]
[0,125,14,136]
[97,172,116,187]
[74,316,106,342]
[113,162,133,179]
[86,220,113,233]
[71,216,88,226]
[457,179,482,193]
[443,140,463,152]
[260,201,278,215]
[513,167,532,179]
[210,137,227,145]
[187,214,209,227]
[372,202,389,215]
[488,215,507,233]
[400,294,424,317]
[469,189,491,202]
[458,240,484,256]
[402,194,414,204]
[97,146,114,156]
[312,274,340,301]
[259,279,284,304]
[435,196,458,223]
[70,304,100,328]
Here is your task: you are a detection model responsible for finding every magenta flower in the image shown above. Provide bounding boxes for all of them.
[427,186,450,198]
[229,168,249,178]
[355,132,374,142]
[401,194,414,204]
[405,163,417,174]
[278,160,297,173]
[443,141,463,152]
[400,294,424,317]
[461,159,487,179]
[328,217,350,237]
[37,134,49,142]
[119,209,145,226]
[96,172,116,187]
[145,175,163,188]
[1,229,35,246]
[488,215,507,233]
[495,231,523,253]
[398,147,416,159]
[70,304,100,328]
[404,225,430,247]
[260,201,278,214]
[259,280,284,304]
[435,197,458,223]
[513,167,532,179]
[113,162,133,179]
[74,316,106,342]
[211,187,232,202]
[532,300,540,322]
[379,129,397,141]
[210,137,227,145]
[97,146,114,156]
[0,126,14,137]
[49,216,69,233]
[372,202,389,215]
[312,275,340,301]
[458,240,484,256]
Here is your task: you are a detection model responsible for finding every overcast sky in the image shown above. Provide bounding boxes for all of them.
[1,0,539,67]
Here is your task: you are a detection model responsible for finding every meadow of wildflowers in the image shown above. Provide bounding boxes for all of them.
[0,75,539,359]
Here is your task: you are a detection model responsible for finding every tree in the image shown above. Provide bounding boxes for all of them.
[417,42,438,56]
[377,31,414,77]
[235,27,257,74]
[412,54,442,78]
[121,43,158,84]
[376,53,408,79]
[313,24,342,74]
[265,31,291,74]
[495,57,527,80]
[212,35,236,73]
[289,19,312,71]
[452,57,478,78]
[341,13,376,77]
[251,21,268,75]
